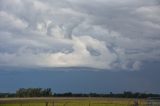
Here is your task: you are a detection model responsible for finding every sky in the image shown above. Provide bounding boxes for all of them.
[0,0,160,93]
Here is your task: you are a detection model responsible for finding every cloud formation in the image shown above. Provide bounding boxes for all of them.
[0,0,160,70]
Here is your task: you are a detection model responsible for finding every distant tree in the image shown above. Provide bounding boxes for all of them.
[16,88,53,97]
[123,91,133,98]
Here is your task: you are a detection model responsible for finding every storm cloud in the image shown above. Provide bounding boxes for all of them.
[0,0,160,70]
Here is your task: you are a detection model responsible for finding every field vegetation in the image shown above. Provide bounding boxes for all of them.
[0,97,147,106]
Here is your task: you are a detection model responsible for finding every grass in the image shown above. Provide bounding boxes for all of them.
[0,97,147,106]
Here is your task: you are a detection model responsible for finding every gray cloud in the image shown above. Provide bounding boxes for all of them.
[0,0,160,70]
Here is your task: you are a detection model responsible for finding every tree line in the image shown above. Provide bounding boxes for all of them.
[0,88,160,98]
[54,91,160,98]
[16,88,52,97]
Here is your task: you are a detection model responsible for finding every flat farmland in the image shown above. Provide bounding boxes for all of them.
[0,97,147,106]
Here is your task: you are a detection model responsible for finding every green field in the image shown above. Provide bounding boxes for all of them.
[0,97,147,106]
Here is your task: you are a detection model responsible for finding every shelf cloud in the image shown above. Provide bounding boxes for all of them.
[0,0,160,70]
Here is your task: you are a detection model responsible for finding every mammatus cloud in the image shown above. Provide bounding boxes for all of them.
[0,0,160,70]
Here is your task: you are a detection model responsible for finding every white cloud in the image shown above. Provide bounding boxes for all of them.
[0,35,117,69]
[0,0,160,70]
[0,11,28,30]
